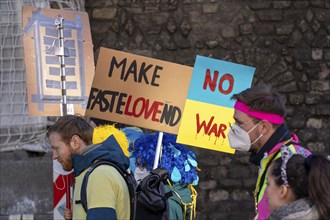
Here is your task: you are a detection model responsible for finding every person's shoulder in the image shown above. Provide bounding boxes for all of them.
[90,163,122,176]
[282,205,318,220]
[87,164,123,184]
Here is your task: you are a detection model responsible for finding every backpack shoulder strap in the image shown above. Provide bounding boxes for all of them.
[78,160,136,220]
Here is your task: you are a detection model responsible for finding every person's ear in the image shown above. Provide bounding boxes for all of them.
[279,184,289,199]
[260,120,271,135]
[70,135,81,152]
[280,184,297,203]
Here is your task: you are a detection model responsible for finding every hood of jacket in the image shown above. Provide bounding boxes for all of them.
[72,135,130,176]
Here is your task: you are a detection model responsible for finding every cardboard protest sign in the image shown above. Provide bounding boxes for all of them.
[85,47,193,134]
[22,6,94,116]
[177,55,255,153]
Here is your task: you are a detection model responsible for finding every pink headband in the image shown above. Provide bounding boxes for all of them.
[234,101,284,124]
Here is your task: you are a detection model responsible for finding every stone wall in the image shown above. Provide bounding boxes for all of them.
[1,1,328,219]
[85,1,330,219]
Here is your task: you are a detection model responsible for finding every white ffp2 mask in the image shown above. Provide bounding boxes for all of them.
[228,123,263,151]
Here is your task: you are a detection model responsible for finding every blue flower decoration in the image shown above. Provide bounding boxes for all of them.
[130,132,199,185]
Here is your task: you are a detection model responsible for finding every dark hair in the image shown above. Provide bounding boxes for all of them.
[270,154,330,220]
[271,155,309,198]
[231,84,286,118]
[46,115,93,145]
[307,155,330,220]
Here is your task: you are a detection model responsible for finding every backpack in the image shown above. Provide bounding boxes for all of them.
[79,160,169,220]
[135,168,170,220]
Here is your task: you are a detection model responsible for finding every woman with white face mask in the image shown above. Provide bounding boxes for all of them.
[228,84,311,220]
